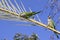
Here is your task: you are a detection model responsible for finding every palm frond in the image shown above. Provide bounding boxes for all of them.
[20,1,26,12]
[14,0,22,13]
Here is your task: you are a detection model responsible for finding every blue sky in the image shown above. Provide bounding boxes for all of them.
[0,0,60,40]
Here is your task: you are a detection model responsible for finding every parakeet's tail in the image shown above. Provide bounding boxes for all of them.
[32,11,42,15]
[54,32,59,39]
[35,10,42,14]
[54,26,59,39]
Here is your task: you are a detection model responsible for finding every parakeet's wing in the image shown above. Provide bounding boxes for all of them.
[51,20,55,28]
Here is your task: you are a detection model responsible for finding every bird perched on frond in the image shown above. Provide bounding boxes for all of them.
[19,11,42,19]
[47,16,59,39]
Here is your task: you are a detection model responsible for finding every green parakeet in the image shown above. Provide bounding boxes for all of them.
[48,16,59,38]
[20,11,42,19]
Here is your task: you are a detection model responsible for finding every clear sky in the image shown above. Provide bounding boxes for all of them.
[0,0,60,40]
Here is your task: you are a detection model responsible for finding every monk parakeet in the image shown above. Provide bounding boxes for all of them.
[20,11,42,19]
[48,16,59,38]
